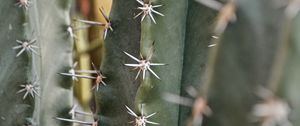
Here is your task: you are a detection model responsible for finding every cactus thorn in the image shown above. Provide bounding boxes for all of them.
[12,38,39,57]
[251,88,292,126]
[16,82,39,100]
[67,25,90,39]
[75,8,112,39]
[67,26,77,39]
[69,104,93,119]
[54,117,96,125]
[214,2,236,35]
[59,62,78,81]
[164,86,212,126]
[15,0,31,10]
[124,51,165,80]
[125,104,159,126]
[23,118,37,126]
[251,98,292,126]
[285,0,300,19]
[60,63,107,91]
[194,0,223,11]
[134,0,164,24]
[208,44,217,47]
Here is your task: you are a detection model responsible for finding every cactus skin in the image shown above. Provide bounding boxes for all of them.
[3,0,300,126]
[97,1,286,126]
[33,0,73,125]
[97,0,213,125]
[0,0,73,125]
[96,0,141,125]
[0,1,30,125]
[98,0,189,125]
[179,0,216,125]
[97,0,300,126]
[281,4,300,126]
[135,0,188,125]
[203,0,289,126]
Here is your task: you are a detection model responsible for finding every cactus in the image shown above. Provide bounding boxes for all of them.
[98,0,299,126]
[198,0,298,126]
[2,0,300,126]
[97,0,213,125]
[0,0,73,125]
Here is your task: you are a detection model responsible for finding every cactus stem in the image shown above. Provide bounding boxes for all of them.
[98,7,113,39]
